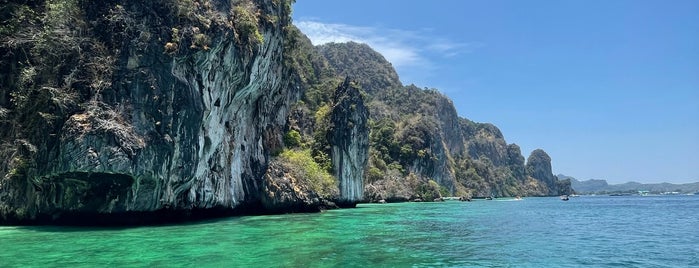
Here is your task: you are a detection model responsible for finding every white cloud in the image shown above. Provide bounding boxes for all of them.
[295,20,483,85]
[296,20,481,65]
[427,41,483,58]
[296,20,424,68]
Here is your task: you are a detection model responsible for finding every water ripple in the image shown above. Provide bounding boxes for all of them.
[1,195,697,267]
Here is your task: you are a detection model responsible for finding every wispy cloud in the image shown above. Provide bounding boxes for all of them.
[427,41,484,58]
[295,20,480,69]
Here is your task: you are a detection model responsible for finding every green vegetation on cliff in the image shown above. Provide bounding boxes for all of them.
[283,34,573,201]
[317,42,401,93]
[0,0,572,225]
[277,149,336,197]
[1,0,306,224]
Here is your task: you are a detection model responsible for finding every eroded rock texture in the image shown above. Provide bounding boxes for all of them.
[0,0,298,224]
[329,78,369,207]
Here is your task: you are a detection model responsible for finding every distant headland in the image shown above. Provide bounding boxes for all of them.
[559,174,699,195]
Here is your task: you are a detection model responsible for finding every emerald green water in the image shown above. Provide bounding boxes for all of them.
[2,196,698,267]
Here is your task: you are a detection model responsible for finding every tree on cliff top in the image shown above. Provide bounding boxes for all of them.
[317,42,402,93]
[284,32,570,200]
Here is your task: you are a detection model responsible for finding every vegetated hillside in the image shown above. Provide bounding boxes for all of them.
[0,0,371,225]
[561,174,699,194]
[0,0,570,225]
[286,37,573,201]
[317,42,401,93]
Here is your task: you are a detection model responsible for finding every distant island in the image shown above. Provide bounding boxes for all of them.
[558,174,699,195]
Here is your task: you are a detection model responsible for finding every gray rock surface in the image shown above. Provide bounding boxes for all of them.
[329,78,369,207]
[526,149,558,195]
[0,0,299,224]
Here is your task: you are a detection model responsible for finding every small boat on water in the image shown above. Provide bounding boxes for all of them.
[485,192,496,200]
[560,195,569,201]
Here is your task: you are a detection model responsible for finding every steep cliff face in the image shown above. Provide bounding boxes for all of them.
[456,119,537,197]
[556,178,573,196]
[328,78,369,207]
[0,0,298,224]
[436,97,466,156]
[525,149,558,195]
[463,121,509,165]
[308,42,569,200]
[364,85,462,200]
[410,94,464,193]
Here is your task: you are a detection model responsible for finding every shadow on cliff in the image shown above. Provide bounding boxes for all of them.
[13,216,233,232]
[8,199,357,229]
[8,209,237,230]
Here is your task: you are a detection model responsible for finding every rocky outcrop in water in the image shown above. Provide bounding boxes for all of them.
[329,78,369,207]
[0,0,299,224]
[526,149,570,195]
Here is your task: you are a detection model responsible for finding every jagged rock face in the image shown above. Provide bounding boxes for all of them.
[435,97,466,156]
[464,121,511,166]
[412,95,462,193]
[556,178,573,196]
[504,144,527,180]
[329,78,369,207]
[282,30,567,200]
[506,144,526,168]
[0,0,296,224]
[364,175,417,203]
[526,149,557,195]
[406,122,457,193]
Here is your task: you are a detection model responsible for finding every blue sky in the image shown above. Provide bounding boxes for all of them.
[292,0,699,184]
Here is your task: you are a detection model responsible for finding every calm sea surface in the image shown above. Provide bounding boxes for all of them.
[1,195,698,267]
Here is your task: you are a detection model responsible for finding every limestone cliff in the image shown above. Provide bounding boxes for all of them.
[328,78,369,207]
[0,0,305,224]
[307,42,569,200]
[525,149,573,196]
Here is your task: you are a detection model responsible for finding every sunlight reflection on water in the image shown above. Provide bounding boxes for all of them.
[1,195,698,267]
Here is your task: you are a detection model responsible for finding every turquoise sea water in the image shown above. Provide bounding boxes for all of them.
[2,195,698,267]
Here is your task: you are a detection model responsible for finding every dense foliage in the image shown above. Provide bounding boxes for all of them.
[317,42,401,93]
[282,35,572,200]
[277,149,337,197]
